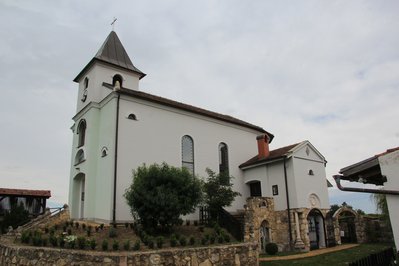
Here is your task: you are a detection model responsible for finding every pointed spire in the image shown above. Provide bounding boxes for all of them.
[74,31,145,82]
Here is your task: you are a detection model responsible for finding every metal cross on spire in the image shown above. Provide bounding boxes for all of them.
[111,17,117,31]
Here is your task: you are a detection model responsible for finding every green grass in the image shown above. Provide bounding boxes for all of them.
[260,244,394,266]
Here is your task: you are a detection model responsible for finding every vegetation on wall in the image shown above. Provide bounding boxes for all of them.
[124,163,202,232]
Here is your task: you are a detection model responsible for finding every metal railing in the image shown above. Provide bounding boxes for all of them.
[349,247,396,266]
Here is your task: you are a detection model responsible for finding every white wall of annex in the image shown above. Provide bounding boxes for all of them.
[114,96,263,221]
[379,150,399,252]
[291,145,329,209]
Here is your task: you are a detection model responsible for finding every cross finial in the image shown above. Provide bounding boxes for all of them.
[111,17,117,31]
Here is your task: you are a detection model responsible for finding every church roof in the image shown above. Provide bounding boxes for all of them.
[103,83,273,138]
[239,142,302,168]
[74,31,146,82]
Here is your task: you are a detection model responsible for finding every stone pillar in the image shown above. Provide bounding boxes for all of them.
[294,211,305,250]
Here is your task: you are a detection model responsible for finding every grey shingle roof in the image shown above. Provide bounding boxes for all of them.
[74,31,145,82]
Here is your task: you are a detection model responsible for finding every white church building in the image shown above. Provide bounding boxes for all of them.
[69,31,330,251]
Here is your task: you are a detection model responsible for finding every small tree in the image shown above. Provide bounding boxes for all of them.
[124,163,202,231]
[1,202,30,231]
[203,168,241,222]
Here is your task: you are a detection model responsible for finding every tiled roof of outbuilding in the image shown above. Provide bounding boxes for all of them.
[239,142,301,168]
[0,188,51,198]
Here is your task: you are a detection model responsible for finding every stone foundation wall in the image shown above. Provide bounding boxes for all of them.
[0,237,258,266]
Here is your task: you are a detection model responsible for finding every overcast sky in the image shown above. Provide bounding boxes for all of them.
[1,1,398,213]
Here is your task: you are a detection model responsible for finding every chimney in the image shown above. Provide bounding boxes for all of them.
[257,134,270,158]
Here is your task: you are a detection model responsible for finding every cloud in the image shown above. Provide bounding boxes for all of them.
[0,1,398,212]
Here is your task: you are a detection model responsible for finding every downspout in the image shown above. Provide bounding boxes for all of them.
[283,157,293,249]
[112,92,121,223]
[333,175,399,195]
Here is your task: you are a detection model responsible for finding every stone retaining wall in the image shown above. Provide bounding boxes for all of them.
[0,237,258,266]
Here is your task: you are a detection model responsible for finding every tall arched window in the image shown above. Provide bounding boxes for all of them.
[219,142,229,176]
[77,120,86,147]
[182,135,194,175]
[112,74,123,88]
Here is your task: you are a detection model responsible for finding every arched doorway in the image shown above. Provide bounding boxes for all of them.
[259,220,271,252]
[72,173,86,219]
[338,210,357,243]
[307,209,326,250]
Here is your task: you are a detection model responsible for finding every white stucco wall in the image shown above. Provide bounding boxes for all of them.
[290,144,329,209]
[114,95,264,221]
[378,150,399,252]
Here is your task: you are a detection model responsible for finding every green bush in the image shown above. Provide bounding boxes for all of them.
[21,231,31,244]
[179,236,187,246]
[147,238,155,249]
[49,235,58,247]
[102,239,108,251]
[100,224,104,230]
[189,236,195,245]
[123,240,130,251]
[82,223,86,230]
[170,235,178,247]
[156,236,164,249]
[265,242,278,255]
[1,203,30,230]
[112,240,119,251]
[223,234,230,243]
[133,240,141,251]
[109,227,117,238]
[77,236,86,249]
[217,235,224,244]
[201,237,207,245]
[210,235,216,244]
[89,239,97,250]
[59,236,65,248]
[124,163,202,231]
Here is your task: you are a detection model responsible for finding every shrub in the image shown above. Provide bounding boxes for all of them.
[49,228,55,236]
[67,228,72,235]
[223,234,230,243]
[59,236,65,248]
[100,223,104,230]
[49,235,58,247]
[95,226,99,233]
[1,203,30,230]
[32,234,42,246]
[65,235,76,249]
[133,240,140,251]
[54,224,59,230]
[170,235,178,247]
[156,236,164,249]
[82,223,86,230]
[189,236,195,245]
[75,222,79,229]
[179,236,187,246]
[123,240,130,251]
[265,243,278,255]
[77,236,86,249]
[147,238,155,249]
[102,239,108,251]
[112,240,119,251]
[213,223,222,235]
[89,239,97,250]
[21,231,31,244]
[201,237,207,245]
[209,235,216,244]
[86,229,91,237]
[217,235,224,244]
[44,227,49,234]
[42,237,47,247]
[124,163,202,231]
[109,227,117,238]
[63,225,67,232]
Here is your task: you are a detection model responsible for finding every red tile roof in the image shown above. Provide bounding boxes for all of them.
[0,188,51,198]
[239,142,301,168]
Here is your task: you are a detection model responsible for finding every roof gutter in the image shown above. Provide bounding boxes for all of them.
[333,175,399,195]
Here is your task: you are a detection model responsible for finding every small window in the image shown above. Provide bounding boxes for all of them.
[112,74,123,88]
[182,135,194,175]
[308,169,314,176]
[75,149,85,165]
[127,114,137,120]
[272,185,278,196]
[101,147,108,157]
[84,77,89,89]
[249,181,262,197]
[77,120,86,147]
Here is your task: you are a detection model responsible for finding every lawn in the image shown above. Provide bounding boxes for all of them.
[260,244,395,266]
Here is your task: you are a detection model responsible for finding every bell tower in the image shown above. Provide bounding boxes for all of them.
[73,31,146,113]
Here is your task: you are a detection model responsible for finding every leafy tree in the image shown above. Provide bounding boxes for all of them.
[372,194,391,228]
[124,163,202,231]
[329,204,340,214]
[203,168,241,221]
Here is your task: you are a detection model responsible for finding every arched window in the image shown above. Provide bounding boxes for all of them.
[75,149,85,165]
[77,120,86,147]
[182,135,194,175]
[127,113,137,120]
[112,74,123,88]
[101,147,108,157]
[219,142,229,176]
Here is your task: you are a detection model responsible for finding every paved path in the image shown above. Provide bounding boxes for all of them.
[259,244,359,261]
